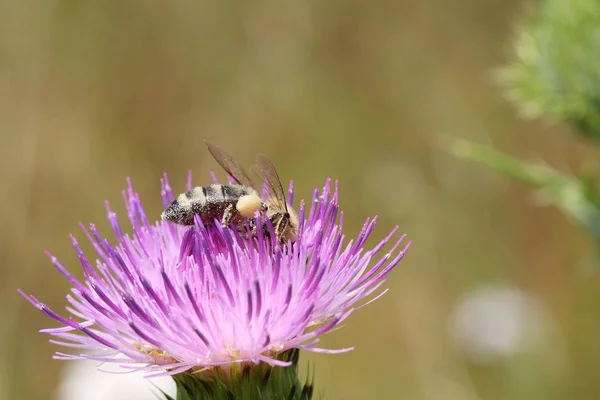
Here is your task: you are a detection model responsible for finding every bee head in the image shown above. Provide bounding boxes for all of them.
[266,207,298,244]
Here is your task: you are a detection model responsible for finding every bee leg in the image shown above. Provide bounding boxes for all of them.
[234,218,256,240]
[270,216,287,242]
[278,218,288,234]
[221,204,234,226]
[246,219,258,239]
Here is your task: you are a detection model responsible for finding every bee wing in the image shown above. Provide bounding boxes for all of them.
[254,154,289,213]
[205,141,255,188]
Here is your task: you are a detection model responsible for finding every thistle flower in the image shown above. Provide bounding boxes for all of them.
[20,173,410,398]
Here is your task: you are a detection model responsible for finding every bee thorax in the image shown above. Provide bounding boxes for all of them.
[236,194,263,218]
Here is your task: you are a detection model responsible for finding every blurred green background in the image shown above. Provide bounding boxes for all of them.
[2,1,598,399]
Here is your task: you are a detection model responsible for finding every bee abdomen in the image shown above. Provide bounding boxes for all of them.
[161,184,255,226]
[180,184,243,203]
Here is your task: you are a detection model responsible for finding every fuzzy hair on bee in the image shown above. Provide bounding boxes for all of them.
[161,184,265,228]
[161,141,298,244]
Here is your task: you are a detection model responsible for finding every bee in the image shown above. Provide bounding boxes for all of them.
[161,141,299,244]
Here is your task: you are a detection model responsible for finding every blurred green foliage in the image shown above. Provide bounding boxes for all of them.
[452,0,600,256]
[2,1,600,400]
[499,0,600,142]
[449,139,600,249]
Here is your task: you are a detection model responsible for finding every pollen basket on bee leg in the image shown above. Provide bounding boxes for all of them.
[236,194,263,218]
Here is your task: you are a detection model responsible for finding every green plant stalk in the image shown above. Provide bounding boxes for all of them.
[448,138,600,238]
[160,349,314,400]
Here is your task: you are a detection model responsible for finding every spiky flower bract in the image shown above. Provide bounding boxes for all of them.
[20,173,410,397]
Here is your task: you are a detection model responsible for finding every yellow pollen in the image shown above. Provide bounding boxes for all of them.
[223,344,241,360]
[133,342,177,364]
[236,194,262,218]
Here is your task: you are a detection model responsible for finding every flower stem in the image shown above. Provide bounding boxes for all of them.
[166,349,314,400]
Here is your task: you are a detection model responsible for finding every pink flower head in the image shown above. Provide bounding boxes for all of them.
[20,174,410,376]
